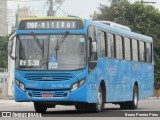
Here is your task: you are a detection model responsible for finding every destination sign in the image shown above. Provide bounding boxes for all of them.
[19,19,84,30]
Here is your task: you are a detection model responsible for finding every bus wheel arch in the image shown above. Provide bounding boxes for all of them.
[132,81,139,100]
[87,80,106,112]
[131,82,139,109]
[120,82,139,110]
[134,81,139,92]
[100,80,106,109]
[95,80,106,111]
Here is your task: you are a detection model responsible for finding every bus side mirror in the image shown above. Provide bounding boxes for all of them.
[8,33,16,60]
[88,37,97,53]
[88,37,97,71]
[88,37,97,63]
[91,41,96,53]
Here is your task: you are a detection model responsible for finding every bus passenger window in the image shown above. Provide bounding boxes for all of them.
[115,35,123,60]
[98,30,106,58]
[132,39,138,62]
[146,43,152,63]
[107,33,115,58]
[139,41,145,62]
[124,37,131,61]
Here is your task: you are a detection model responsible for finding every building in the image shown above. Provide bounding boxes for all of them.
[0,0,8,36]
[16,6,36,25]
[0,69,8,98]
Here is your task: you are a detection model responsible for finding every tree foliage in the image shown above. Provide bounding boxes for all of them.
[91,0,160,82]
[0,36,8,68]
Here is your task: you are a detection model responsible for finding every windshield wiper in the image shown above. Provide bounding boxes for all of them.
[54,31,69,51]
[31,32,44,50]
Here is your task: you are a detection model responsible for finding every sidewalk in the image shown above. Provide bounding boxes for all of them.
[0,99,32,108]
[0,99,15,104]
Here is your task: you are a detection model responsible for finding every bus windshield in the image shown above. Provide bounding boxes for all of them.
[16,34,86,70]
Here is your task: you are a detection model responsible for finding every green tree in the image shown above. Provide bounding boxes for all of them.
[92,0,160,83]
[0,36,9,68]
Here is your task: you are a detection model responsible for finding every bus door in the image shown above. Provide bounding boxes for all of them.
[8,32,16,96]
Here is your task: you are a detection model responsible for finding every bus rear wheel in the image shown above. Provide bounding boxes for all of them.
[34,102,47,113]
[120,85,138,110]
[129,85,138,109]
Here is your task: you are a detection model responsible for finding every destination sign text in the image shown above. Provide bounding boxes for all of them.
[19,19,84,30]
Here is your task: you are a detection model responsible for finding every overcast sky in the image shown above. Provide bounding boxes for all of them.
[8,0,107,18]
[7,0,160,21]
[7,0,160,33]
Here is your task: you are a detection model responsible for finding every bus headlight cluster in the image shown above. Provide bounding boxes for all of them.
[15,79,26,91]
[71,79,86,91]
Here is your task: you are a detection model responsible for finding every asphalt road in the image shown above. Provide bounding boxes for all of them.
[0,97,160,117]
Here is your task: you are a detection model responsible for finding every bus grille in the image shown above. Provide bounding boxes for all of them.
[29,91,68,97]
[24,73,74,81]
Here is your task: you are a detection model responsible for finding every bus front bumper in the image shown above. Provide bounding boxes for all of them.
[15,83,88,103]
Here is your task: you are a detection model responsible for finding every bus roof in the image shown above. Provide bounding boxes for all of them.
[19,16,84,23]
[86,19,153,43]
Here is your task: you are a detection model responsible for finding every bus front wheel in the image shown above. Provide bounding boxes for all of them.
[89,86,104,112]
[34,102,47,113]
[75,103,87,110]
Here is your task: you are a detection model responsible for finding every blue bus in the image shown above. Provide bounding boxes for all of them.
[8,17,154,113]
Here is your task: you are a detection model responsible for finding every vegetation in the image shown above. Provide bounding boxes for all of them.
[91,0,160,85]
[0,36,8,68]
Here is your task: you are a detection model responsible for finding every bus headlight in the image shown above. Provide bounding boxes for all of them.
[15,79,26,91]
[71,79,86,91]
[79,79,85,86]
[15,80,20,85]
[71,83,79,91]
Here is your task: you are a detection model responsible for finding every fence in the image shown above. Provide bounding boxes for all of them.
[0,69,10,99]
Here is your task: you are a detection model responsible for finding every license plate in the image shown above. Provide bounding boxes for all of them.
[42,93,53,97]
[49,62,58,69]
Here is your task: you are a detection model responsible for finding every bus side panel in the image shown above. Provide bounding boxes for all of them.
[104,59,133,102]
[88,67,103,103]
[90,58,133,103]
[139,63,154,100]
[87,59,154,103]
[131,62,141,98]
[88,58,110,103]
[120,61,133,102]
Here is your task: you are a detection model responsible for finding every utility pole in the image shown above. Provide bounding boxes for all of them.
[47,0,65,16]
[141,0,156,4]
[47,0,55,16]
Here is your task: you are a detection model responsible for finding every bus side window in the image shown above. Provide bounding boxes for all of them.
[115,35,123,60]
[107,33,115,58]
[98,30,106,58]
[146,43,152,63]
[139,41,145,62]
[124,37,131,61]
[132,39,138,62]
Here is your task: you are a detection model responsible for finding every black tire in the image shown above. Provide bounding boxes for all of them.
[129,85,138,109]
[75,103,87,111]
[120,85,138,110]
[120,102,129,109]
[89,86,104,112]
[34,102,47,113]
